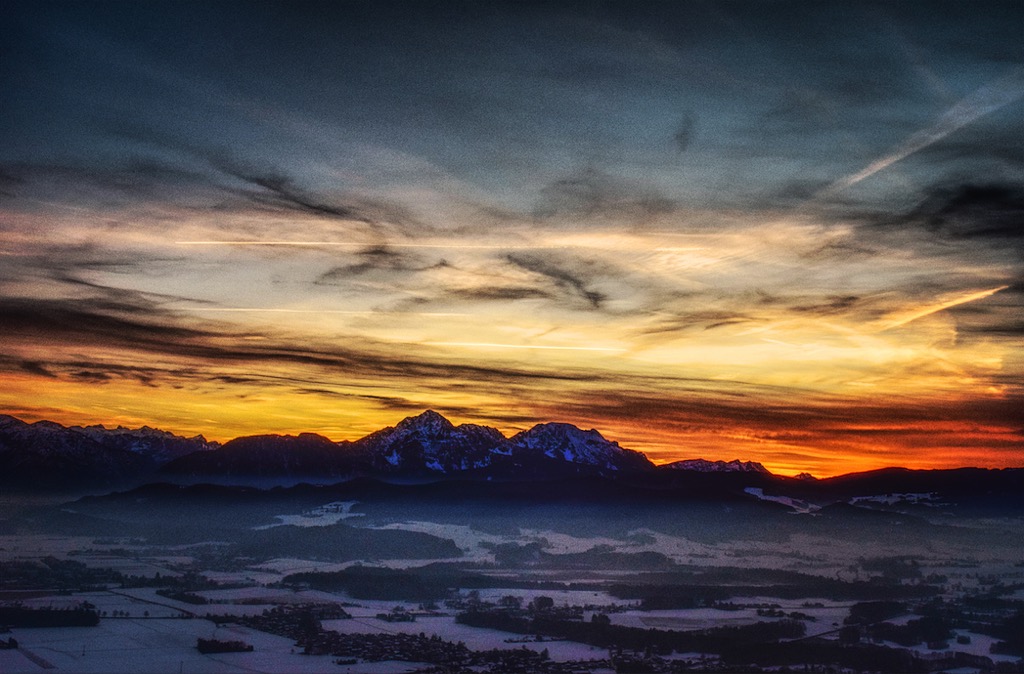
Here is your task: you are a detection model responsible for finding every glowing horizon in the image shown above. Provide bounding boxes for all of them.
[2,1,1022,479]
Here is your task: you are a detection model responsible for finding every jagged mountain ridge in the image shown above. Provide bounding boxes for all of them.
[163,410,657,481]
[164,432,360,479]
[3,412,1023,508]
[503,422,655,476]
[2,410,664,488]
[662,458,771,474]
[0,414,214,489]
[354,410,506,473]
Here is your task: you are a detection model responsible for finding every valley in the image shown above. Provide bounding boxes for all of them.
[2,412,1022,672]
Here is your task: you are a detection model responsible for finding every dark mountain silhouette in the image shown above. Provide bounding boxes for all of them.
[162,410,659,483]
[0,414,213,490]
[352,410,506,475]
[162,432,367,481]
[662,458,770,474]
[2,411,1022,506]
[495,422,655,477]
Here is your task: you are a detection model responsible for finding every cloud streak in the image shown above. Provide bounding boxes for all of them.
[823,66,1024,195]
[877,285,1010,331]
[504,253,609,310]
[3,1,1024,474]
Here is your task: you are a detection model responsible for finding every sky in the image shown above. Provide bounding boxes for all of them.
[2,1,1023,476]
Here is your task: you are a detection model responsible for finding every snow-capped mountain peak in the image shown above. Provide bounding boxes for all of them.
[393,409,455,435]
[507,422,654,473]
[355,411,506,473]
[662,458,771,474]
[353,413,657,476]
[0,414,214,490]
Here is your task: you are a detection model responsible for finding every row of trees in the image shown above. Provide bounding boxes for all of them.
[457,609,806,654]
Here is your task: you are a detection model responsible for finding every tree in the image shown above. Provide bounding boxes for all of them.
[532,596,554,612]
[500,595,523,609]
[839,625,861,645]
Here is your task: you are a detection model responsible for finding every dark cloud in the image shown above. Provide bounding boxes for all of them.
[19,361,54,378]
[903,183,1024,240]
[957,314,1024,337]
[209,159,422,238]
[529,389,846,447]
[49,273,205,307]
[0,353,179,388]
[212,161,361,220]
[800,238,880,261]
[0,160,219,207]
[535,386,1024,448]
[315,247,445,283]
[534,167,675,223]
[85,126,424,239]
[0,296,607,393]
[790,295,864,316]
[292,388,421,411]
[211,375,260,385]
[914,127,1024,169]
[447,286,554,302]
[638,310,757,337]
[0,246,196,311]
[673,111,697,153]
[0,167,25,197]
[70,370,112,383]
[504,252,607,309]
[287,392,542,428]
[0,298,205,347]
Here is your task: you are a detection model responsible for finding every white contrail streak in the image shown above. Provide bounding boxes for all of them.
[823,66,1024,195]
[877,285,1010,331]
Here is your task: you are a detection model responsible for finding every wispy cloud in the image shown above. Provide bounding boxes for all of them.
[534,168,676,223]
[902,183,1024,241]
[504,252,609,310]
[4,1,1024,473]
[422,342,626,353]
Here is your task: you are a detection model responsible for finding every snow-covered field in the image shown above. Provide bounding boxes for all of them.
[0,535,101,560]
[876,630,1021,665]
[3,492,1023,673]
[248,558,352,577]
[0,617,340,673]
[252,502,364,530]
[371,521,505,562]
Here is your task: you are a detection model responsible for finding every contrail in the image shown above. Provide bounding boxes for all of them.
[823,66,1024,196]
[877,285,1009,331]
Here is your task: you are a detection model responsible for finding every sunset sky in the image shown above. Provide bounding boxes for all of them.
[2,1,1023,476]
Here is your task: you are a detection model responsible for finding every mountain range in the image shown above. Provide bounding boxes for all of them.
[0,414,213,490]
[0,410,766,490]
[2,411,1022,505]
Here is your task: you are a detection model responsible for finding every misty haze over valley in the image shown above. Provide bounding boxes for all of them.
[2,412,1023,673]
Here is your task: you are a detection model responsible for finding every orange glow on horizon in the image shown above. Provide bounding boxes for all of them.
[4,366,1020,479]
